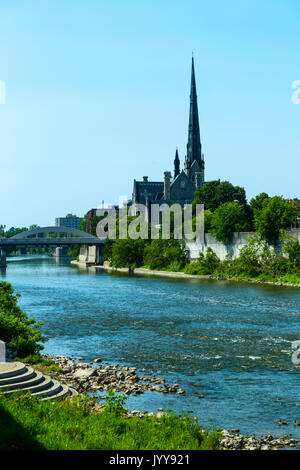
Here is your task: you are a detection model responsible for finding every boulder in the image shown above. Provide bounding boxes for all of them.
[74,367,97,379]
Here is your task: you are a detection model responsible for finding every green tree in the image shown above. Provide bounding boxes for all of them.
[194,180,247,211]
[144,239,188,271]
[250,192,270,212]
[0,282,46,357]
[210,202,250,243]
[254,196,299,245]
[110,238,146,268]
[4,227,28,238]
[204,209,214,232]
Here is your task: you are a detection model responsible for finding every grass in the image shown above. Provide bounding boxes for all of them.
[14,354,64,375]
[141,265,300,286]
[0,392,222,450]
[211,271,300,285]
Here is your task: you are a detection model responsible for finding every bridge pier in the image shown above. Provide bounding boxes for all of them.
[96,245,104,265]
[79,245,103,265]
[55,246,69,258]
[0,249,7,268]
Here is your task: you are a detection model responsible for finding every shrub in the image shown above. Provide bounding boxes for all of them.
[110,239,146,268]
[144,239,188,271]
[282,235,300,270]
[0,282,46,357]
[104,390,128,416]
[184,248,220,275]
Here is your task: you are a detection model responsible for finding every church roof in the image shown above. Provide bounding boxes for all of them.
[133,179,164,203]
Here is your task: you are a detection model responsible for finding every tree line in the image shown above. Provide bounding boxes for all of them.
[76,179,299,274]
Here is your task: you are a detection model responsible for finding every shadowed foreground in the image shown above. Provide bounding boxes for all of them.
[0,393,221,450]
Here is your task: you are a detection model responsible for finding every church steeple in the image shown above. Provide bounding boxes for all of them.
[174,148,180,178]
[185,57,203,169]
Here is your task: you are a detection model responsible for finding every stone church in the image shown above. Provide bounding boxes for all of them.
[131,57,205,215]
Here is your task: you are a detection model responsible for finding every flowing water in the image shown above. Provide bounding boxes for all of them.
[2,255,300,438]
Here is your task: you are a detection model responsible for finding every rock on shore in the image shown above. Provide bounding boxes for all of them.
[43,354,185,396]
[220,429,299,450]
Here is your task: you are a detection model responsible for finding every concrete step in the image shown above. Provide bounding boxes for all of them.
[30,378,63,399]
[31,378,77,400]
[0,361,78,401]
[0,370,45,392]
[0,366,36,386]
[1,374,54,397]
[41,383,74,401]
[0,362,27,379]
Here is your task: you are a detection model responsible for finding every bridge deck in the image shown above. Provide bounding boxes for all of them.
[0,238,105,247]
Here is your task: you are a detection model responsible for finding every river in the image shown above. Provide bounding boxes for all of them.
[1,255,300,438]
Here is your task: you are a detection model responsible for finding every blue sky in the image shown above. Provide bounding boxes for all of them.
[0,0,299,227]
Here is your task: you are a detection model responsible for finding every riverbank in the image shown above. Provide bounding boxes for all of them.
[42,354,186,397]
[32,354,300,450]
[71,260,300,288]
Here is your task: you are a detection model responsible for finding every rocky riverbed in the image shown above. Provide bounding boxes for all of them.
[220,429,299,450]
[43,354,186,396]
[42,354,300,450]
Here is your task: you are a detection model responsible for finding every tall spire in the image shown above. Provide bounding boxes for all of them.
[186,57,202,167]
[174,148,180,178]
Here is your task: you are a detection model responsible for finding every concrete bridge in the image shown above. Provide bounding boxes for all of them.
[0,226,106,267]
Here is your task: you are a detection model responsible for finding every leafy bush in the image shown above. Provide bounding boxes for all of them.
[282,235,300,270]
[0,282,46,357]
[168,260,185,272]
[104,390,128,416]
[109,238,146,268]
[184,248,220,275]
[210,233,300,282]
[144,239,188,271]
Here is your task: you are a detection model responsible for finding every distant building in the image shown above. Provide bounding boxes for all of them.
[132,57,205,219]
[55,213,82,230]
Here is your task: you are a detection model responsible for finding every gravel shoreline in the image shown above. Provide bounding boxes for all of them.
[43,354,186,396]
[43,354,300,451]
[77,263,300,289]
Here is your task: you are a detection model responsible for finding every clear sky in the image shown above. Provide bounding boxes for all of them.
[0,0,299,228]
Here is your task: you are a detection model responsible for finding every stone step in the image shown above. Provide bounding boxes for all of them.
[0,366,36,386]
[30,378,63,399]
[41,384,74,401]
[0,361,78,401]
[31,378,77,400]
[0,370,45,392]
[1,374,54,397]
[0,362,27,379]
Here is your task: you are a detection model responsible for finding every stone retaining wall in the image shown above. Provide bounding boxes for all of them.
[186,230,300,261]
